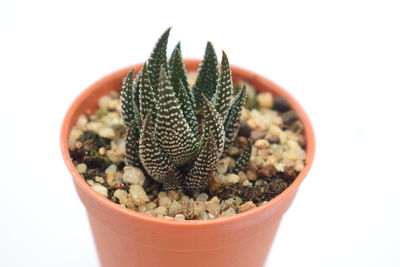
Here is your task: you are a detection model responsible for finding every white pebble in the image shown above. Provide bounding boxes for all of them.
[92,183,108,197]
[105,164,117,175]
[129,185,150,206]
[99,127,115,139]
[226,173,240,184]
[258,93,273,108]
[196,193,209,202]
[123,166,145,185]
[175,214,186,221]
[76,163,87,174]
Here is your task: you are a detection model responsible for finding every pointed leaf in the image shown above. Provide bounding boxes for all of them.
[185,131,218,193]
[155,66,198,166]
[121,69,138,127]
[229,140,252,174]
[139,62,156,120]
[223,86,247,155]
[192,42,219,109]
[147,28,171,93]
[125,120,141,167]
[214,51,233,120]
[139,113,181,187]
[169,42,196,110]
[176,80,198,134]
[202,95,225,156]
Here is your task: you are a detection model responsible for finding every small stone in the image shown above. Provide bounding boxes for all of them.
[273,96,291,112]
[156,206,168,216]
[239,201,256,212]
[114,189,134,209]
[163,216,174,220]
[98,147,106,155]
[105,164,117,175]
[254,139,269,149]
[269,178,288,195]
[122,166,145,185]
[282,110,299,126]
[258,165,277,180]
[216,159,229,175]
[95,176,105,184]
[220,207,236,217]
[250,130,266,140]
[129,185,150,206]
[92,183,108,197]
[258,93,273,108]
[87,180,94,186]
[196,193,209,202]
[158,196,172,208]
[284,166,298,181]
[193,201,206,217]
[238,171,248,183]
[175,214,185,221]
[205,200,221,217]
[226,173,240,184]
[238,122,251,138]
[98,95,112,109]
[167,191,180,201]
[235,136,249,149]
[76,163,87,174]
[246,170,257,181]
[228,146,240,156]
[169,200,184,216]
[267,135,280,144]
[99,127,115,139]
[242,180,253,187]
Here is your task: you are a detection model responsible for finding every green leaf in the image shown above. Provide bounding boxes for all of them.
[125,120,141,167]
[184,131,219,193]
[229,140,252,174]
[139,62,156,120]
[155,66,198,166]
[202,95,225,157]
[176,80,198,134]
[214,51,233,120]
[139,112,181,188]
[120,69,137,127]
[223,86,247,155]
[192,42,219,109]
[147,28,171,93]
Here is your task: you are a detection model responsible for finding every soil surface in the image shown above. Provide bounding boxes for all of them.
[68,80,306,220]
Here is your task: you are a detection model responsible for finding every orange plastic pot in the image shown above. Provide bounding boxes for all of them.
[60,59,315,267]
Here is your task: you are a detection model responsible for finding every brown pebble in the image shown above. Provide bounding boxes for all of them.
[269,179,288,195]
[238,201,256,213]
[282,110,299,126]
[267,135,280,144]
[234,136,249,149]
[258,165,277,180]
[238,122,251,138]
[284,166,298,181]
[273,96,291,112]
[250,130,266,141]
[297,135,306,148]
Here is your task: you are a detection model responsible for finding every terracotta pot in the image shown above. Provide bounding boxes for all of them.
[60,59,315,267]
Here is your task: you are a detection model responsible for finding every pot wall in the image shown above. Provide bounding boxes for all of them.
[61,59,315,267]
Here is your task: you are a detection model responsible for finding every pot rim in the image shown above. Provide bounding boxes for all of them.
[60,59,315,226]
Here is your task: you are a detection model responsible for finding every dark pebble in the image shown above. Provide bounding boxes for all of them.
[283,166,298,182]
[238,122,251,138]
[269,179,288,195]
[282,110,299,126]
[234,136,249,149]
[273,96,291,112]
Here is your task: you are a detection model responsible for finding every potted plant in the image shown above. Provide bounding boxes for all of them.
[61,28,315,267]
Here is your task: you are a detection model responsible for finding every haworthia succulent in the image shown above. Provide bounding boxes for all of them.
[214,51,233,120]
[192,42,219,108]
[121,28,251,195]
[185,131,218,193]
[147,27,171,93]
[223,86,247,155]
[155,66,198,166]
[229,140,252,174]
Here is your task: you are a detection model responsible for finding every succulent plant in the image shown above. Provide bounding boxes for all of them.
[121,28,252,195]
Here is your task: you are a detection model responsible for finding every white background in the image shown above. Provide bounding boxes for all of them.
[1,1,399,266]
